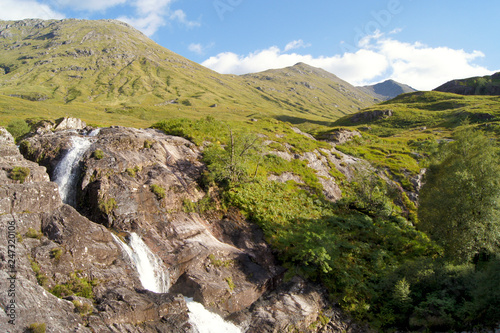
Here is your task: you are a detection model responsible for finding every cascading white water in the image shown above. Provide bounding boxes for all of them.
[53,129,100,206]
[185,298,242,333]
[111,233,170,293]
[111,232,241,333]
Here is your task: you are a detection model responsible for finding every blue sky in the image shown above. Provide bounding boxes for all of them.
[1,0,499,90]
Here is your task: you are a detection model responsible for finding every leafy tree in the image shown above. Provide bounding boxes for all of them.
[203,128,262,187]
[418,127,500,262]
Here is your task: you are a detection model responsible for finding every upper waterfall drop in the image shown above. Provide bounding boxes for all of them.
[53,129,100,206]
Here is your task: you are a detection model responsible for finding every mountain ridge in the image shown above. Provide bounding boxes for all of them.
[358,79,417,101]
[0,18,377,125]
[433,72,500,95]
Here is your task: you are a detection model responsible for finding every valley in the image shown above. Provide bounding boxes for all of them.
[1,18,500,333]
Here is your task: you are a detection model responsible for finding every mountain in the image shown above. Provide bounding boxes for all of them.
[242,63,380,120]
[358,79,417,101]
[0,19,376,125]
[433,72,500,95]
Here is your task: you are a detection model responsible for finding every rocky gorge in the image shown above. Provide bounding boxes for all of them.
[0,119,365,332]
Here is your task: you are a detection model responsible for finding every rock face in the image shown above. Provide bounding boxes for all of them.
[322,129,361,145]
[0,123,367,332]
[0,127,194,332]
[351,109,393,123]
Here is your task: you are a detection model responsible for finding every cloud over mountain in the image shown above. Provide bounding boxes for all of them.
[202,32,494,90]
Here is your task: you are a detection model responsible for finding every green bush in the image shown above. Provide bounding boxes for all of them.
[9,166,30,183]
[30,259,48,287]
[26,227,42,239]
[50,248,63,262]
[27,322,46,333]
[150,184,166,200]
[98,197,117,215]
[126,165,142,177]
[225,276,235,292]
[72,300,93,317]
[92,149,104,160]
[50,272,98,299]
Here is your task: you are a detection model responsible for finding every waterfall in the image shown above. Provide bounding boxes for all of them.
[111,233,241,333]
[53,129,100,206]
[185,298,242,333]
[111,233,170,293]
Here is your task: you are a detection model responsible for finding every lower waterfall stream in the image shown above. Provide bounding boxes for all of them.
[111,233,242,333]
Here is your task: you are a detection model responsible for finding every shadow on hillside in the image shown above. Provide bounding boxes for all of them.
[274,115,334,127]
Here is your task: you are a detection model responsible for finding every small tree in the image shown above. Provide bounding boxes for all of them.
[418,127,500,263]
[203,127,262,187]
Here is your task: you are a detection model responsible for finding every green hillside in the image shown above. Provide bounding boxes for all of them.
[0,19,376,127]
[434,72,500,95]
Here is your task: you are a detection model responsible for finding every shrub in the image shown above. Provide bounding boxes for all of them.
[225,276,235,292]
[72,300,93,317]
[126,166,141,177]
[150,184,166,200]
[92,149,104,160]
[30,259,48,287]
[50,248,63,262]
[50,272,98,299]
[27,322,46,333]
[26,227,42,239]
[9,166,30,183]
[98,197,117,215]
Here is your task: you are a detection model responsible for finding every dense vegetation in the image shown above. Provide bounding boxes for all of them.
[5,90,500,330]
[151,103,500,331]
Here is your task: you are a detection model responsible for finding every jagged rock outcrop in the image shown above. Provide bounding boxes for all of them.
[5,122,367,332]
[231,276,365,333]
[321,129,361,145]
[351,109,393,123]
[0,127,195,332]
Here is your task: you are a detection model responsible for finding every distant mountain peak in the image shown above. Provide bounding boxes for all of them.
[358,79,417,101]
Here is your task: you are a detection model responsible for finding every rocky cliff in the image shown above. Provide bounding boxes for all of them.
[0,120,367,332]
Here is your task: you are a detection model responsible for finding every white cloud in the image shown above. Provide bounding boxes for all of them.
[0,0,65,20]
[202,42,389,85]
[170,9,200,28]
[189,43,203,54]
[188,42,214,55]
[120,1,199,36]
[118,12,167,37]
[202,34,495,90]
[284,39,311,52]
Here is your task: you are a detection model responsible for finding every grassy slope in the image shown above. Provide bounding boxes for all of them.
[0,19,376,128]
